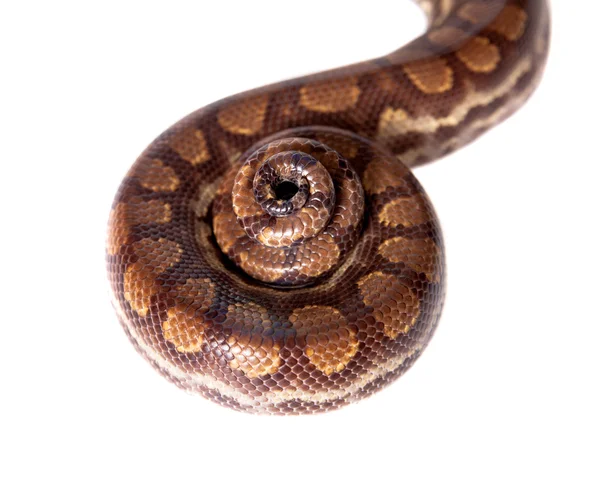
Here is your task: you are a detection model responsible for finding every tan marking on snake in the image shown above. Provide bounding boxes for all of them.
[291,306,359,376]
[123,238,182,316]
[231,164,263,218]
[227,333,281,378]
[358,272,420,339]
[217,94,269,136]
[378,237,441,282]
[213,211,245,253]
[298,204,324,230]
[107,203,132,255]
[192,178,221,219]
[363,156,409,195]
[456,36,501,73]
[396,64,538,165]
[331,177,364,229]
[217,139,243,166]
[239,246,287,284]
[107,199,172,255]
[238,231,341,284]
[134,158,180,192]
[256,218,304,247]
[168,127,210,165]
[378,195,430,228]
[381,54,533,162]
[403,57,453,94]
[377,107,409,140]
[126,295,422,408]
[162,278,215,353]
[489,6,528,41]
[451,63,546,149]
[299,77,361,113]
[295,234,340,278]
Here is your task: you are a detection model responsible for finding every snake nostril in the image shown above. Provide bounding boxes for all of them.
[273,181,299,201]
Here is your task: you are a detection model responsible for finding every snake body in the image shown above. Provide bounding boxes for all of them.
[107,0,550,414]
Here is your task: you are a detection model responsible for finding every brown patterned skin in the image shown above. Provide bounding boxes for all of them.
[107,0,550,414]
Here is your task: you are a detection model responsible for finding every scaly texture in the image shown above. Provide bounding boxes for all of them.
[107,0,550,414]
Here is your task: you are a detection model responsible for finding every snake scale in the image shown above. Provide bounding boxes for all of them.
[107,0,550,414]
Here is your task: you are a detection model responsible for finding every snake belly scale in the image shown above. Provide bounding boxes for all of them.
[107,0,550,414]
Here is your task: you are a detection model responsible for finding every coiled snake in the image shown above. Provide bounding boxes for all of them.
[107,0,550,414]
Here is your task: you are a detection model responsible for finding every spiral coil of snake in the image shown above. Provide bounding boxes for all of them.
[107,0,550,415]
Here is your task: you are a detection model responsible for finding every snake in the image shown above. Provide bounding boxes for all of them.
[107,0,550,414]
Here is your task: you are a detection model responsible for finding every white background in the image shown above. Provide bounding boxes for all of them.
[1,1,599,491]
